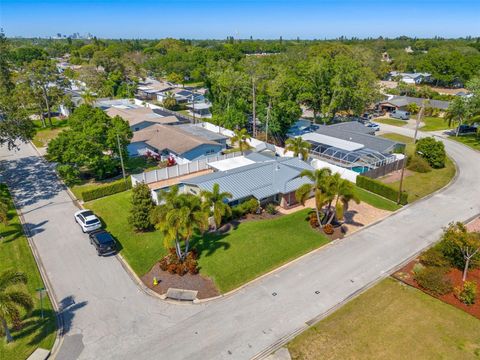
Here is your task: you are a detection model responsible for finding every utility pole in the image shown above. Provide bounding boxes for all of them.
[252,76,256,137]
[192,92,196,124]
[266,99,271,143]
[414,102,425,142]
[117,133,127,185]
[397,151,407,204]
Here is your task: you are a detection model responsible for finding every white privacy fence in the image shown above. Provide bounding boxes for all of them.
[131,152,242,186]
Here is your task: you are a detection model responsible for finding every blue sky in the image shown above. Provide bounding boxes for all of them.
[1,0,479,39]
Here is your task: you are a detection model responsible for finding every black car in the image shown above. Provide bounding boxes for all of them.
[88,230,117,256]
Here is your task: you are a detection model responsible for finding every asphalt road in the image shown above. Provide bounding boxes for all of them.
[1,125,479,360]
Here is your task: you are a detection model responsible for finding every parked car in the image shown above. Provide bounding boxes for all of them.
[365,122,380,131]
[88,230,117,256]
[457,124,478,134]
[390,110,410,120]
[361,113,373,121]
[74,209,102,233]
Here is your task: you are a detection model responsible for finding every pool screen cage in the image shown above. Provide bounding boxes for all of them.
[309,144,396,170]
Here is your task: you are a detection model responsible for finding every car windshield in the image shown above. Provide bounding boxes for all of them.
[95,232,114,244]
[86,219,100,225]
[82,210,94,217]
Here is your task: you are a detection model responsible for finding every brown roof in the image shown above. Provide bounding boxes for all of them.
[106,107,179,126]
[131,124,220,155]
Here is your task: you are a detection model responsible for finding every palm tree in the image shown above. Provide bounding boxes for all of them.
[284,137,312,160]
[162,91,177,110]
[0,270,34,343]
[445,97,469,136]
[231,128,251,154]
[295,168,332,226]
[201,183,233,230]
[324,173,360,224]
[81,90,97,106]
[151,186,208,260]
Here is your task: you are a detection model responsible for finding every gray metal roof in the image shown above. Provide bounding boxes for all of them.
[314,126,402,153]
[381,96,450,110]
[182,157,313,202]
[328,122,375,135]
[174,124,228,142]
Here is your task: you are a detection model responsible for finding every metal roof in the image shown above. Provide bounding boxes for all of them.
[175,124,228,142]
[301,132,364,151]
[380,96,450,110]
[182,157,313,202]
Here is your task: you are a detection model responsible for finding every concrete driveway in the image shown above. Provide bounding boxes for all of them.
[1,125,479,360]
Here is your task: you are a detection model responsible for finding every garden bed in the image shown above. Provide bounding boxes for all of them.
[393,260,480,319]
[141,264,220,299]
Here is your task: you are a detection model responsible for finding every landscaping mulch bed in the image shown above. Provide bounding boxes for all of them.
[393,260,480,319]
[142,264,220,299]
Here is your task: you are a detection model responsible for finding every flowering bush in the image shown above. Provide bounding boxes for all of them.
[455,281,477,305]
[158,248,199,276]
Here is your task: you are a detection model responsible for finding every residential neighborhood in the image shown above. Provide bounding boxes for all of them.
[1,2,480,360]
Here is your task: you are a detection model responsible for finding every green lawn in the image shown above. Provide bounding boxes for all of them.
[88,191,329,293]
[375,117,408,127]
[288,278,480,360]
[355,186,401,211]
[32,117,69,148]
[449,134,480,151]
[0,185,56,360]
[421,116,453,132]
[379,133,456,202]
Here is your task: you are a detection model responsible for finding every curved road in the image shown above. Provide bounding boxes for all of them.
[1,125,479,360]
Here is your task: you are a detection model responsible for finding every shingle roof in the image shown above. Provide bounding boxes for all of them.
[131,124,220,155]
[106,106,179,126]
[175,124,228,142]
[380,96,450,110]
[328,122,375,135]
[182,157,314,202]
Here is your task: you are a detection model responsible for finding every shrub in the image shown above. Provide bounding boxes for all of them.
[407,155,432,173]
[419,246,451,268]
[414,266,453,295]
[455,281,477,305]
[265,203,277,215]
[231,198,260,219]
[309,212,319,228]
[128,183,155,231]
[56,164,81,186]
[415,137,446,169]
[323,223,334,235]
[159,248,199,276]
[356,176,408,205]
[412,263,425,275]
[81,180,132,201]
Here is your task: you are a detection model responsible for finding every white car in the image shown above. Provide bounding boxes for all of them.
[74,209,102,233]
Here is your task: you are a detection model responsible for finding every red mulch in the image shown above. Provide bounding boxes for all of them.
[141,263,220,299]
[393,259,480,319]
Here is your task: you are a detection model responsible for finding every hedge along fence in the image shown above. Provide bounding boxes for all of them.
[81,180,132,202]
[356,175,408,205]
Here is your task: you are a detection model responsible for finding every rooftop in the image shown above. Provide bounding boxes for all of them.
[380,95,450,110]
[106,106,180,126]
[175,124,228,142]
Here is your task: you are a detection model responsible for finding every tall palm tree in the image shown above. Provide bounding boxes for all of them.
[445,97,469,136]
[162,91,177,110]
[295,168,332,226]
[231,128,251,154]
[201,183,233,230]
[0,270,34,343]
[284,137,312,160]
[151,186,208,260]
[81,90,97,106]
[324,173,360,224]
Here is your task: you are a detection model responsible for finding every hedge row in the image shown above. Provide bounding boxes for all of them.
[81,180,132,202]
[356,175,408,205]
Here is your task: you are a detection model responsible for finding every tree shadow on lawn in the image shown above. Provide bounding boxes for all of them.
[191,230,231,259]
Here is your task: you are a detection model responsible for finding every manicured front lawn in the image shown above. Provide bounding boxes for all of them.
[0,185,56,360]
[449,134,480,151]
[32,127,68,148]
[375,117,407,127]
[421,116,453,132]
[88,191,329,293]
[288,278,480,360]
[355,186,401,211]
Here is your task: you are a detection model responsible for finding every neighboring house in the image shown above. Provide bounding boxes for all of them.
[156,88,206,104]
[174,124,229,148]
[105,105,180,131]
[377,95,450,112]
[136,77,174,100]
[301,123,405,173]
[186,102,212,118]
[182,157,314,208]
[387,71,431,84]
[128,124,224,162]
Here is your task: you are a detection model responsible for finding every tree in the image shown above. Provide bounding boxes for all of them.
[445,96,469,136]
[415,137,446,169]
[0,32,35,150]
[231,128,251,154]
[295,168,332,227]
[406,102,420,114]
[324,173,360,224]
[129,183,155,232]
[0,270,34,343]
[151,186,208,260]
[201,183,233,230]
[284,137,311,160]
[23,59,68,127]
[442,223,480,282]
[162,91,177,110]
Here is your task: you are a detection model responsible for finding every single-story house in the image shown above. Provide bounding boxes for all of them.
[181,157,314,208]
[186,102,212,118]
[128,124,224,162]
[387,71,431,84]
[156,88,205,104]
[105,105,180,131]
[377,95,450,112]
[136,78,174,100]
[173,124,228,148]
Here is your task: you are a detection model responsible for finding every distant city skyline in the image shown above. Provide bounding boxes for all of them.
[1,0,480,39]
